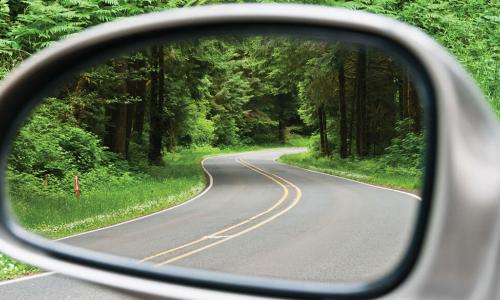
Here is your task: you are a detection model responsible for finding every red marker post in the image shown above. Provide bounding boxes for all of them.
[74,176,81,201]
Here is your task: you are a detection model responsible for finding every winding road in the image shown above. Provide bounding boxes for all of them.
[0,148,420,299]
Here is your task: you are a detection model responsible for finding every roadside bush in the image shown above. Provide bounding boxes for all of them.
[309,134,321,153]
[382,119,424,171]
[308,133,336,156]
[7,99,116,203]
[127,140,150,171]
[9,100,107,177]
[189,114,215,146]
[213,115,240,146]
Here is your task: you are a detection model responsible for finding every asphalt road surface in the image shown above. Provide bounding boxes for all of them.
[0,148,420,299]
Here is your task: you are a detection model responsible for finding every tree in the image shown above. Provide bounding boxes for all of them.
[337,50,348,158]
[355,47,367,157]
[148,46,163,164]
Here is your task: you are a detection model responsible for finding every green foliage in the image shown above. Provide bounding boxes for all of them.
[0,1,496,115]
[213,115,240,146]
[308,133,336,153]
[9,148,207,239]
[387,0,499,116]
[9,99,107,178]
[188,111,216,146]
[0,253,39,281]
[382,118,424,171]
[263,0,499,117]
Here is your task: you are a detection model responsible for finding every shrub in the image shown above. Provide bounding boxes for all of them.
[9,113,106,177]
[382,119,424,171]
[213,115,240,146]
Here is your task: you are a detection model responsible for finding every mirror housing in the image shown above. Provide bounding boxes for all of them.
[0,4,498,300]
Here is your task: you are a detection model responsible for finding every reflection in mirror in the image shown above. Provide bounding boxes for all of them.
[6,34,425,283]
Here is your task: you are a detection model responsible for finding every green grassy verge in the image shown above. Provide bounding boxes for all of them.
[0,254,40,281]
[279,151,421,192]
[1,144,291,281]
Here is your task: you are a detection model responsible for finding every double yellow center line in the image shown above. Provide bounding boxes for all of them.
[139,157,302,266]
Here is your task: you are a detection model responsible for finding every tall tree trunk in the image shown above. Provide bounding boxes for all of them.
[158,46,165,120]
[129,54,147,143]
[355,48,367,157]
[125,102,135,155]
[104,62,128,158]
[133,80,147,142]
[348,91,355,157]
[112,103,128,158]
[338,58,348,158]
[158,46,166,151]
[318,104,329,156]
[401,74,422,132]
[113,61,129,158]
[323,106,329,155]
[278,119,286,144]
[408,81,422,132]
[125,76,136,155]
[104,103,128,158]
[405,75,411,119]
[104,106,114,150]
[276,94,287,144]
[72,77,87,122]
[318,106,325,155]
[148,46,162,164]
[398,75,406,120]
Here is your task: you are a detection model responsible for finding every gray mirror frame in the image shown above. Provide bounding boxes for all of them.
[0,4,498,300]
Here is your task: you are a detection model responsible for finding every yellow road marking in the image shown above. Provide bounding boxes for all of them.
[156,158,302,266]
[139,157,290,263]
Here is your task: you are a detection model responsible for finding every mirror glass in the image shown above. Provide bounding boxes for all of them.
[6,33,426,284]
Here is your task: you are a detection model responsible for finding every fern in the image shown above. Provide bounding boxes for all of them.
[101,0,120,5]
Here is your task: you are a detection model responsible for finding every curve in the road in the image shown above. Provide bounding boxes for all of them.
[142,157,303,266]
[0,151,304,285]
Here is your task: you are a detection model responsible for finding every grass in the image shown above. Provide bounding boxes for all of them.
[0,254,40,281]
[11,148,205,240]
[279,151,421,192]
[1,143,294,281]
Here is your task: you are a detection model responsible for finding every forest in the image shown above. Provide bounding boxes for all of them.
[19,37,423,158]
[0,0,497,280]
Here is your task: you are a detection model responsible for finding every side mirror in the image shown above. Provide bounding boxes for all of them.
[0,4,499,300]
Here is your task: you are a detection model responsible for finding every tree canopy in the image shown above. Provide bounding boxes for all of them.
[1,0,497,116]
